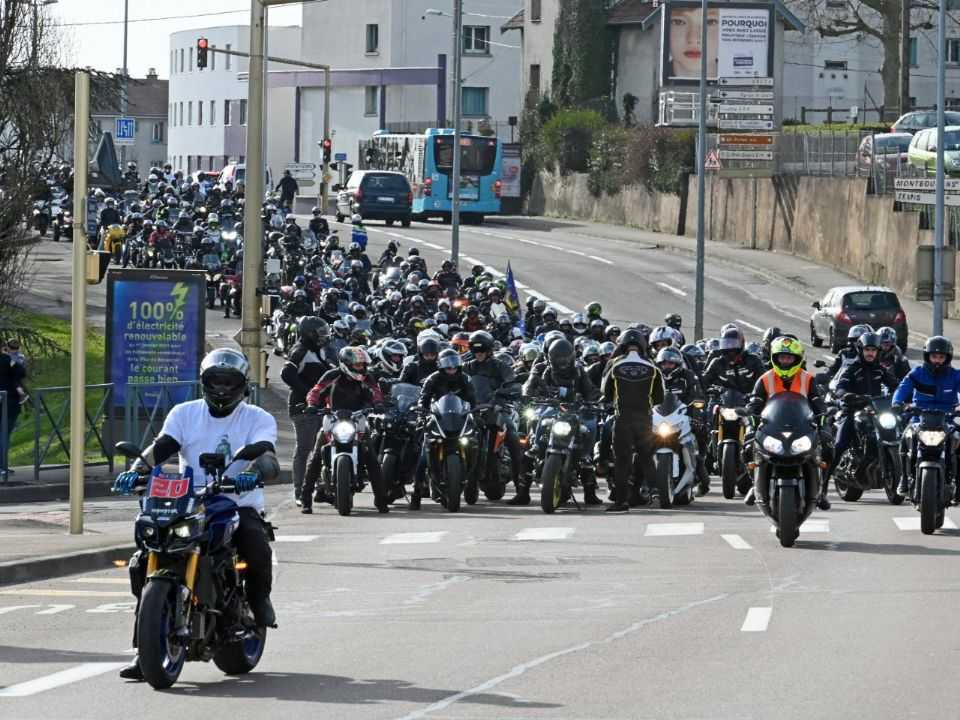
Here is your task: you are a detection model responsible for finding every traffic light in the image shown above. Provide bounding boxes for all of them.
[321,138,332,164]
[197,38,209,69]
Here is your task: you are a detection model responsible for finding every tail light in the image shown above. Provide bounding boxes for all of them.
[494,179,502,198]
[423,178,433,197]
[836,310,851,323]
[354,188,363,202]
[894,309,907,324]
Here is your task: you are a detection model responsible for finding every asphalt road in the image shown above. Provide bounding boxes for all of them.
[5,217,954,719]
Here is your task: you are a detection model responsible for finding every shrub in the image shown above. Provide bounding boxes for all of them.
[587,125,627,197]
[542,108,606,174]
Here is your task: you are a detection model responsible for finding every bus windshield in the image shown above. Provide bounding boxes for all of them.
[434,136,498,175]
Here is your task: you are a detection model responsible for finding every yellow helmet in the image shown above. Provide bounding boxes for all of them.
[770,336,804,379]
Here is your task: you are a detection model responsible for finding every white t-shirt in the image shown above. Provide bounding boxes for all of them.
[159,399,278,512]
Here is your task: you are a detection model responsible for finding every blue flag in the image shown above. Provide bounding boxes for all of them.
[505,261,524,333]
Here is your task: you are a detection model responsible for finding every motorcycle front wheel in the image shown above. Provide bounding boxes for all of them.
[883,449,905,505]
[920,466,940,535]
[445,454,463,513]
[777,485,799,548]
[334,456,354,516]
[136,581,187,689]
[655,454,673,509]
[539,454,564,514]
[721,444,738,500]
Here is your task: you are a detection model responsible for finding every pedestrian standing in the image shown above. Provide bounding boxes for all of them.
[275,170,299,211]
[0,342,25,480]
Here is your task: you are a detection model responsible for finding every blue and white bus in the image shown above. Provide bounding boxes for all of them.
[360,128,503,224]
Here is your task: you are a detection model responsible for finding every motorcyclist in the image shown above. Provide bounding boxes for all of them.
[350,213,368,251]
[371,338,407,388]
[419,348,477,414]
[514,343,541,384]
[399,335,440,385]
[701,325,766,395]
[98,196,123,231]
[587,341,614,387]
[434,260,462,291]
[657,347,710,496]
[523,338,602,504]
[285,289,313,320]
[463,331,525,504]
[664,313,686,346]
[826,324,873,379]
[585,301,607,327]
[877,326,910,381]
[601,329,666,512]
[302,346,387,513]
[308,207,329,239]
[534,307,559,337]
[649,326,677,357]
[113,349,280,680]
[826,331,900,499]
[744,337,828,508]
[680,343,707,377]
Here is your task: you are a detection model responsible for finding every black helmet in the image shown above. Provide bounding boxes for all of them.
[877,326,898,350]
[656,346,684,372]
[200,349,249,417]
[299,317,330,351]
[847,324,873,346]
[923,335,953,368]
[542,307,557,323]
[418,336,441,357]
[438,348,462,371]
[664,313,682,330]
[718,325,744,353]
[547,338,575,374]
[469,330,495,355]
[617,328,648,356]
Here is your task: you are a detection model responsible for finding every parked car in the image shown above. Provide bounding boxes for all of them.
[334,170,413,227]
[810,286,908,353]
[218,163,273,194]
[906,126,960,176]
[856,133,912,176]
[891,110,960,134]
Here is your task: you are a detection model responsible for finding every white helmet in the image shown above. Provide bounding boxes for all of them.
[351,213,362,224]
[649,325,674,348]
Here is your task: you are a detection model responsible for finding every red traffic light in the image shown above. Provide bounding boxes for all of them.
[198,37,208,49]
[322,139,332,149]
[197,37,209,68]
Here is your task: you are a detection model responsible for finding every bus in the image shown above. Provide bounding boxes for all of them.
[359,128,503,224]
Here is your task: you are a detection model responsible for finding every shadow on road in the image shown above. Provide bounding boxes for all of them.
[798,540,960,556]
[161,671,562,709]
[0,644,130,664]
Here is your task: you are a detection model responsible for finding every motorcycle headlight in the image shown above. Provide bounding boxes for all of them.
[332,420,356,444]
[790,435,813,454]
[552,420,573,437]
[656,421,677,437]
[173,522,193,539]
[143,526,156,537]
[523,407,537,421]
[762,435,784,454]
[878,412,897,430]
[918,429,946,447]
[459,437,471,446]
[720,408,740,421]
[222,231,237,240]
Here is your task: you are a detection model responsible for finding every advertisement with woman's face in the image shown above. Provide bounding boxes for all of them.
[667,7,720,80]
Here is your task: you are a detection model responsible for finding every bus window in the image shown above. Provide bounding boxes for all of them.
[434,136,498,175]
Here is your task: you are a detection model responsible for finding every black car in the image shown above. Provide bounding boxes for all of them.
[810,285,908,353]
[335,171,412,227]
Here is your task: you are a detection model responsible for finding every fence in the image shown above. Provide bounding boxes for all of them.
[0,391,7,484]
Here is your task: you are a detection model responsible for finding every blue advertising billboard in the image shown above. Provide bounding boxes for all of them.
[105,269,206,408]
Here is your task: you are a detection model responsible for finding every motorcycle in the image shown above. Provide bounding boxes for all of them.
[651,393,699,508]
[221,271,242,318]
[711,388,750,499]
[423,392,477,512]
[371,383,421,508]
[466,376,514,504]
[32,200,50,237]
[831,394,904,505]
[901,405,958,534]
[528,397,600,513]
[51,203,72,242]
[202,253,223,309]
[113,441,270,690]
[314,409,387,516]
[748,392,822,548]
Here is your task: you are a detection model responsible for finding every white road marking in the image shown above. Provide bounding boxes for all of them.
[0,605,41,615]
[740,607,773,632]
[86,602,136,614]
[0,589,129,598]
[514,527,575,541]
[644,522,704,537]
[721,534,752,550]
[735,318,765,333]
[0,663,127,697]
[589,255,614,265]
[894,516,958,531]
[403,576,470,605]
[380,531,448,545]
[542,243,564,250]
[656,281,688,297]
[273,535,320,543]
[769,519,830,533]
[549,302,575,315]
[422,242,444,250]
[35,604,75,615]
[70,577,129,585]
[566,249,587,257]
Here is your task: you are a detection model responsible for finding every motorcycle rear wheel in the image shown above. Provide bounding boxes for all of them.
[834,471,864,502]
[213,621,266,675]
[334,456,353,516]
[539,454,564,514]
[137,581,187,689]
[777,485,799,548]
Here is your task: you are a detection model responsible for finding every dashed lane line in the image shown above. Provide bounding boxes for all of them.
[0,663,127,698]
[0,589,129,598]
[589,255,614,265]
[740,607,773,632]
[721,534,752,550]
[70,578,129,585]
[735,318,765,333]
[381,531,448,545]
[656,282,688,298]
[894,516,958,531]
[274,534,320,543]
[514,527,575,541]
[644,522,704,537]
[769,519,830,534]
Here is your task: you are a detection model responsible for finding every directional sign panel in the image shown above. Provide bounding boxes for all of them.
[334,152,347,162]
[720,119,775,130]
[714,90,775,101]
[719,104,774,114]
[895,190,960,205]
[115,117,135,145]
[720,133,775,145]
[720,150,774,160]
[894,177,960,192]
[719,76,774,86]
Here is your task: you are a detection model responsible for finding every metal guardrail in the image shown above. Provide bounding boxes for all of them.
[31,384,114,482]
[0,391,8,484]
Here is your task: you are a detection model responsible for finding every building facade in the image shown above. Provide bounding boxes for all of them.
[166,25,300,177]
[92,69,168,170]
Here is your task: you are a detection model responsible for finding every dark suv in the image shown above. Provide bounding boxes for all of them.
[810,286,908,353]
[335,171,412,227]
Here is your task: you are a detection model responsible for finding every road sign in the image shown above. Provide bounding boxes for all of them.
[714,90,775,101]
[334,152,347,162]
[704,149,722,171]
[720,119,775,130]
[719,104,774,114]
[285,162,316,180]
[115,117,135,145]
[894,177,960,192]
[720,133,775,145]
[895,190,960,205]
[720,150,774,161]
[719,76,774,86]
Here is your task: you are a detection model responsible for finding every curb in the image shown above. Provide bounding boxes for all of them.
[0,543,136,587]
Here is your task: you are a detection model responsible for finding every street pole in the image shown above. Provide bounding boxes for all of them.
[934,0,945,335]
[450,0,463,269]
[70,71,90,535]
[321,67,330,212]
[900,0,911,116]
[693,0,708,342]
[241,0,266,388]
[120,0,128,168]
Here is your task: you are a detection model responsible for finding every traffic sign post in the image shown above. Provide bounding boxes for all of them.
[115,117,135,145]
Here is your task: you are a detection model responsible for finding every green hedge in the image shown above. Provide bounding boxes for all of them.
[586,125,696,197]
[542,109,607,175]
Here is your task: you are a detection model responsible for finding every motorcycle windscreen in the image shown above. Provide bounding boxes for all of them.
[143,467,196,525]
[391,382,420,414]
[432,393,468,434]
[469,374,495,405]
[655,391,681,416]
[720,388,747,407]
[759,392,814,431]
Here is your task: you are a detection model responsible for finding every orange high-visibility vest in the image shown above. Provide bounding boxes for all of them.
[760,368,813,398]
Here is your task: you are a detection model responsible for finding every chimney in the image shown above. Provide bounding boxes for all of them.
[146,68,158,80]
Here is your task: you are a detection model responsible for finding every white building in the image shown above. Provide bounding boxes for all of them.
[167,25,300,177]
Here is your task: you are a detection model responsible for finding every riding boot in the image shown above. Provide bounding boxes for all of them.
[696,456,710,496]
[506,478,530,506]
[582,484,603,505]
[118,657,143,681]
[816,471,832,511]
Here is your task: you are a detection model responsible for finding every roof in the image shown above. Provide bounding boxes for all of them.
[501,8,524,32]
[607,0,805,32]
[93,76,169,118]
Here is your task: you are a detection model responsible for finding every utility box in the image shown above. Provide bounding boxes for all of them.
[915,246,957,301]
[86,251,111,285]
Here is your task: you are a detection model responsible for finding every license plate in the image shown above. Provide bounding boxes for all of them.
[377,196,395,203]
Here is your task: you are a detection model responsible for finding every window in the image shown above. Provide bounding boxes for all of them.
[225,43,232,70]
[178,102,183,126]
[462,87,489,116]
[239,99,247,126]
[823,60,847,71]
[365,24,379,53]
[364,86,379,115]
[170,50,174,75]
[949,39,960,64]
[188,46,193,71]
[211,44,216,70]
[187,101,193,126]
[179,48,184,73]
[209,100,215,125]
[224,99,231,126]
[198,100,203,125]
[531,0,541,22]
[910,37,918,67]
[152,122,164,143]
[463,26,490,54]
[529,63,541,94]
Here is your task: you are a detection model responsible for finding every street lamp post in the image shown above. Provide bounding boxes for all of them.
[121,0,129,167]
[693,0,709,342]
[934,0,946,335]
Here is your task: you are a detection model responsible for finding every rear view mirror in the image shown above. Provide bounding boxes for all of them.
[115,441,143,459]
[331,184,342,192]
[811,301,821,310]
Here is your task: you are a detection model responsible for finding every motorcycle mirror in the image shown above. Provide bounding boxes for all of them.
[115,441,143,459]
[814,359,826,368]
[811,301,821,310]
[734,407,749,417]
